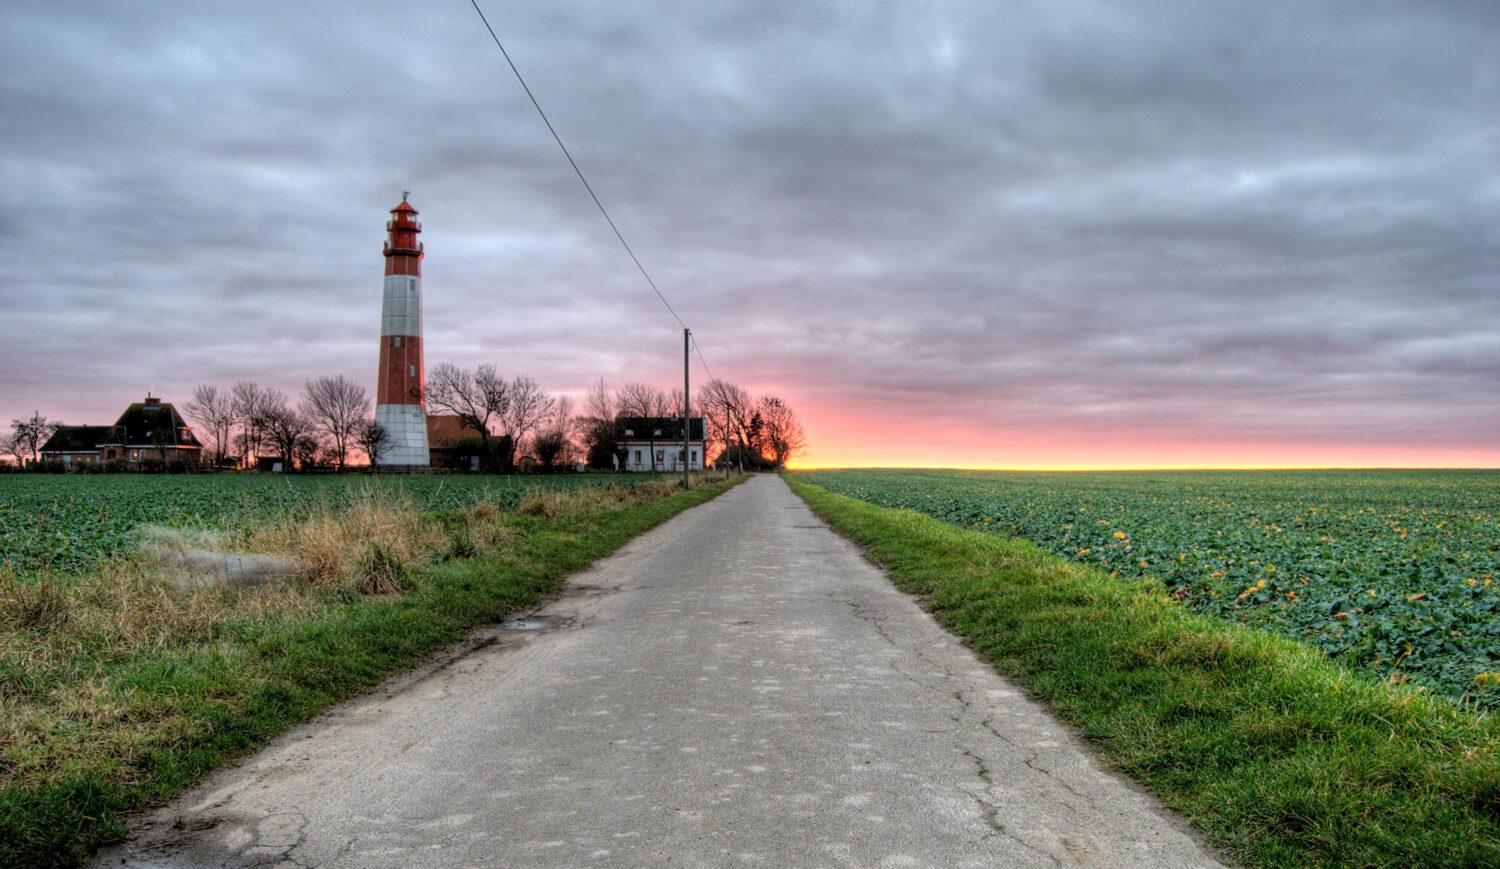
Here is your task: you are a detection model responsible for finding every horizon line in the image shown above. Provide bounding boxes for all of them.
[785,464,1500,473]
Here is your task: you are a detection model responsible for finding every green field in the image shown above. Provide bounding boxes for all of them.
[0,474,659,578]
[795,469,1500,709]
[0,474,744,866]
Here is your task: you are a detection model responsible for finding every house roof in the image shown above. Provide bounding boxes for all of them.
[426,414,485,450]
[616,416,705,441]
[98,398,202,449]
[40,425,111,453]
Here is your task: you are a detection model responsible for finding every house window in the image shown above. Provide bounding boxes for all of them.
[129,449,140,462]
[655,450,664,464]
[691,449,698,464]
[633,450,641,463]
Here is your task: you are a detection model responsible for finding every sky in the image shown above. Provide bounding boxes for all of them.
[1,1,1497,469]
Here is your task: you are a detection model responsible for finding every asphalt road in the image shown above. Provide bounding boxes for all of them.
[97,475,1223,868]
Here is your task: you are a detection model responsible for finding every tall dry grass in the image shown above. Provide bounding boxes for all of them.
[515,478,702,520]
[1,488,453,783]
[1,476,732,784]
[248,488,445,594]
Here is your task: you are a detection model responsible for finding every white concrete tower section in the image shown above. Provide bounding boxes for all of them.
[374,194,430,467]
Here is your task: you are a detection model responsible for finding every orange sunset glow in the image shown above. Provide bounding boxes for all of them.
[787,408,1500,471]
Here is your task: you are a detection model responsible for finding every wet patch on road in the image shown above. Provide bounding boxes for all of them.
[500,616,574,632]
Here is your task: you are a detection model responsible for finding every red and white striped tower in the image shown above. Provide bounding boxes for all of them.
[374,193,430,466]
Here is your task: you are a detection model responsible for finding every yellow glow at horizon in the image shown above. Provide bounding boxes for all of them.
[784,461,1495,471]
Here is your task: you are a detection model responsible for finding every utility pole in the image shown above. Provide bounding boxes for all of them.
[682,328,691,490]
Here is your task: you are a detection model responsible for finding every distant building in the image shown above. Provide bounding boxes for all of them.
[98,396,202,464]
[426,414,488,471]
[38,425,110,467]
[616,416,705,472]
[39,395,202,466]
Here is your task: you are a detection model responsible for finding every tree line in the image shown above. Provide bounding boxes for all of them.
[181,376,376,471]
[576,377,805,472]
[1,368,806,473]
[420,364,805,472]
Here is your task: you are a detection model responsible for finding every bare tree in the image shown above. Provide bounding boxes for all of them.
[258,390,314,470]
[697,379,751,470]
[0,431,28,468]
[149,425,172,466]
[498,375,554,472]
[184,384,235,466]
[231,381,271,467]
[618,382,667,471]
[293,431,324,471]
[357,420,393,471]
[9,411,53,467]
[427,362,508,469]
[553,394,576,444]
[757,395,807,468]
[579,379,619,469]
[532,395,575,473]
[301,375,368,471]
[585,379,614,422]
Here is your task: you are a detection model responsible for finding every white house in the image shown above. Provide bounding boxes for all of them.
[617,416,706,472]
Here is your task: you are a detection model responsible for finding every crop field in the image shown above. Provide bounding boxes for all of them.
[796,469,1500,709]
[0,473,653,578]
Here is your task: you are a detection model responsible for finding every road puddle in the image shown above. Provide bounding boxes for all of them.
[500,616,568,632]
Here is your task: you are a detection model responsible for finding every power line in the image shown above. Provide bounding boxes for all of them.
[690,334,718,384]
[468,0,688,332]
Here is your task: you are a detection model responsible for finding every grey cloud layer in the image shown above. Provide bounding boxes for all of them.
[1,1,1496,453]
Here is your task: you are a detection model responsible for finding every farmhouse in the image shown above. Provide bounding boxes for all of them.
[617,416,706,472]
[38,425,110,466]
[426,414,488,470]
[39,395,202,466]
[98,396,202,464]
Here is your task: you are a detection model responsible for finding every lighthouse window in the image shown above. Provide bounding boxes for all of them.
[408,364,417,377]
[393,336,402,348]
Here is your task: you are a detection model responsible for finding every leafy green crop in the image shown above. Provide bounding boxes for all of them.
[797,469,1500,710]
[0,474,650,578]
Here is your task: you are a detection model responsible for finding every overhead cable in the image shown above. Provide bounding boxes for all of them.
[468,0,689,332]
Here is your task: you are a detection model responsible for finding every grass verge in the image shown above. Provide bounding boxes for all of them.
[1,475,743,867]
[786,475,1500,868]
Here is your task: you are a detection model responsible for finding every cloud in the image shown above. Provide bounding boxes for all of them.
[1,0,1497,463]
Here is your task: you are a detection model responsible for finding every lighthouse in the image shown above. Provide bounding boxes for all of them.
[374,193,430,467]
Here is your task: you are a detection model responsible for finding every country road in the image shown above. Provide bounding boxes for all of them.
[97,475,1223,868]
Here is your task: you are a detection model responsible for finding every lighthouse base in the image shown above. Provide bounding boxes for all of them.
[375,404,430,467]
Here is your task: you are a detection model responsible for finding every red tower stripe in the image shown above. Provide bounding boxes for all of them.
[377,336,425,405]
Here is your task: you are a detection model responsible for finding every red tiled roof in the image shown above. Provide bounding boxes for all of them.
[426,415,483,449]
